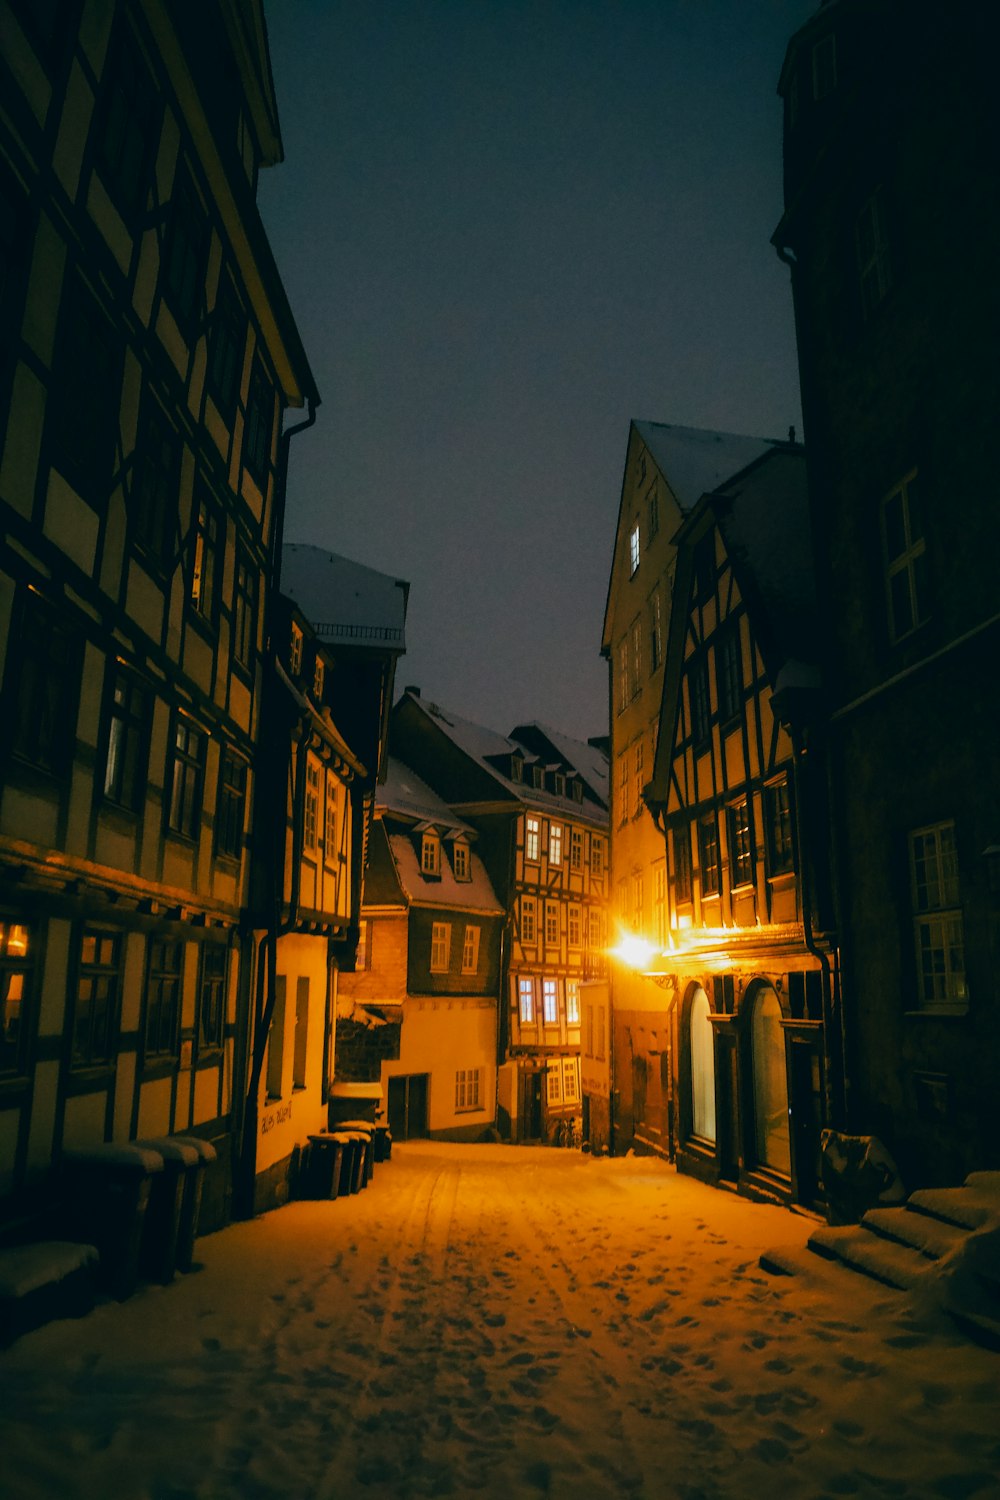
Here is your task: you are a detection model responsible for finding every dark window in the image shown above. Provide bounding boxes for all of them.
[882,473,927,643]
[131,393,180,568]
[145,939,182,1057]
[694,533,715,602]
[215,748,247,861]
[163,172,207,337]
[167,717,205,840]
[10,594,79,777]
[698,815,720,897]
[188,487,221,622]
[689,657,710,745]
[74,929,120,1066]
[102,669,148,811]
[857,188,891,321]
[673,825,692,903]
[0,920,32,1077]
[49,274,122,508]
[198,944,227,1052]
[244,359,274,484]
[232,552,257,669]
[811,32,837,101]
[765,778,794,875]
[647,486,659,541]
[207,270,245,417]
[0,166,30,409]
[728,797,754,888]
[716,627,742,724]
[94,27,158,222]
[9,0,66,62]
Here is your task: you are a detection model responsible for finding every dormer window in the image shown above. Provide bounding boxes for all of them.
[554,773,566,798]
[532,764,544,790]
[453,841,470,881]
[421,832,440,875]
[511,755,523,783]
[289,622,303,677]
[312,655,325,702]
[572,780,583,803]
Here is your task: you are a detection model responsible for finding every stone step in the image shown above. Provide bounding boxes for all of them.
[963,1170,1000,1193]
[807,1224,935,1291]
[861,1206,967,1261]
[907,1187,999,1231]
[759,1242,901,1304]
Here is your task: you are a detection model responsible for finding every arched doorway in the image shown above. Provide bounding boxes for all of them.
[688,986,716,1143]
[750,985,790,1176]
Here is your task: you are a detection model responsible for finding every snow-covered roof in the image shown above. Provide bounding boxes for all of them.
[509,723,610,804]
[377,757,475,835]
[633,421,781,515]
[280,543,408,650]
[387,832,502,914]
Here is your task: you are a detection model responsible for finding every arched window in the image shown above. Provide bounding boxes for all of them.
[750,986,790,1176]
[689,986,716,1143]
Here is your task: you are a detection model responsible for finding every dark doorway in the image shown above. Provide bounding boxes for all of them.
[521,1070,542,1140]
[789,1038,824,1209]
[388,1073,429,1141]
[716,1033,740,1183]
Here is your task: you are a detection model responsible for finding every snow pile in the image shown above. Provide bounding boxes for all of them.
[1,1143,998,1500]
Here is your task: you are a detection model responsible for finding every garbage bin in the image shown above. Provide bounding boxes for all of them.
[61,1144,164,1300]
[328,1131,363,1195]
[169,1136,217,1272]
[337,1121,376,1185]
[374,1125,392,1163]
[135,1138,201,1284]
[307,1134,346,1200]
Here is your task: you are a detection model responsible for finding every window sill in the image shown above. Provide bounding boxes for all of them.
[195,1049,224,1068]
[185,608,218,643]
[904,1006,969,1019]
[455,1106,484,1115]
[165,829,199,848]
[142,1056,178,1082]
[730,881,755,896]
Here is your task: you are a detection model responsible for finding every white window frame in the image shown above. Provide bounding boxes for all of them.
[430,921,451,973]
[304,757,320,851]
[567,904,582,949]
[570,828,584,871]
[312,654,324,702]
[455,1067,482,1111]
[421,832,440,875]
[882,471,926,644]
[544,901,559,946]
[629,522,640,576]
[566,978,580,1025]
[562,1056,579,1103]
[525,815,540,863]
[909,821,966,1013]
[518,976,535,1023]
[452,840,470,880]
[591,837,604,877]
[289,622,303,677]
[461,924,480,974]
[520,895,536,944]
[542,977,558,1024]
[549,822,562,866]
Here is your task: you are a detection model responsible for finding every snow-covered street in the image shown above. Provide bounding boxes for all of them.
[2,1143,997,1500]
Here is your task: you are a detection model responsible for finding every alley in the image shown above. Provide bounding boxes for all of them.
[2,1144,998,1500]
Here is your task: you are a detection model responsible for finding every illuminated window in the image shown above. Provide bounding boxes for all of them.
[765,778,794,875]
[568,905,582,948]
[542,978,558,1024]
[188,488,220,621]
[728,797,755,888]
[144,939,182,1057]
[167,718,205,841]
[653,861,667,945]
[520,896,536,944]
[518,977,535,1023]
[566,979,580,1025]
[562,1057,580,1102]
[525,816,540,863]
[549,823,563,865]
[689,986,716,1144]
[102,669,148,812]
[232,553,257,670]
[910,822,966,1013]
[857,187,891,320]
[421,831,441,875]
[455,1068,482,1111]
[882,473,927,643]
[547,1063,562,1104]
[430,922,451,973]
[198,944,227,1054]
[698,814,720,897]
[304,759,320,851]
[0,921,31,1077]
[324,771,342,869]
[629,522,640,576]
[811,31,837,100]
[216,748,248,862]
[312,654,325,702]
[716,626,742,724]
[545,902,559,946]
[570,829,584,870]
[673,824,692,903]
[289,622,303,676]
[453,840,470,880]
[461,925,480,974]
[591,837,604,878]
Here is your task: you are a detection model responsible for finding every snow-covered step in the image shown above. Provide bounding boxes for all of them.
[759,1241,902,1301]
[907,1187,999,1231]
[963,1170,1000,1195]
[0,1241,98,1347]
[807,1224,934,1291]
[861,1206,967,1261]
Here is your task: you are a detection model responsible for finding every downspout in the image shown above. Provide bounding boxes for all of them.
[237,396,317,1217]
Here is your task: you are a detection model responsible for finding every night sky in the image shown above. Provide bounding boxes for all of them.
[258,0,818,743]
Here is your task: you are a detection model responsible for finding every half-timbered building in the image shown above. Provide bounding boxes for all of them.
[645,443,833,1209]
[390,692,610,1144]
[336,756,504,1144]
[244,545,407,1211]
[0,0,316,1231]
[602,422,788,1159]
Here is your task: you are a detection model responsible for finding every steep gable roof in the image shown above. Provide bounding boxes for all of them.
[508,722,609,808]
[280,544,408,650]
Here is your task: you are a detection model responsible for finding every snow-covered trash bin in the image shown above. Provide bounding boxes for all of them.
[61,1144,164,1300]
[374,1125,392,1162]
[328,1131,365,1194]
[168,1135,217,1272]
[306,1134,346,1200]
[0,1241,99,1348]
[135,1137,203,1282]
[337,1120,376,1185]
